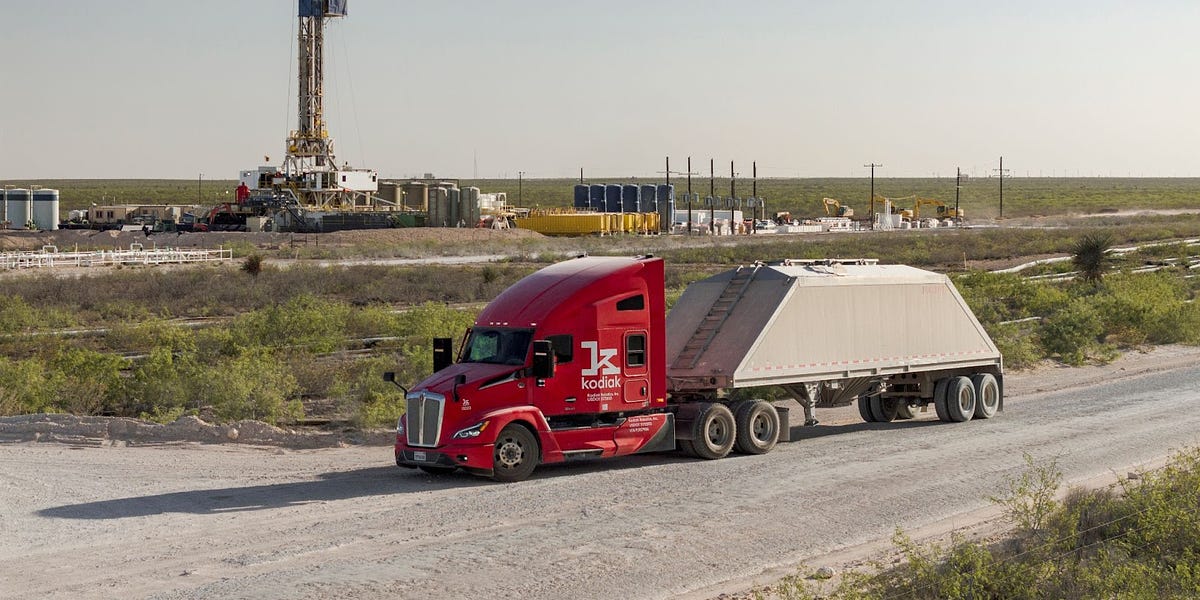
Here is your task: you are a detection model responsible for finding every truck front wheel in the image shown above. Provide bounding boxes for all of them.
[690,403,736,460]
[492,424,539,482]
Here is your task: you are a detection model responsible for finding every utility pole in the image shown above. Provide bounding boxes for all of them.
[752,161,758,234]
[955,166,961,223]
[665,156,670,186]
[993,157,1010,218]
[687,156,694,233]
[864,163,882,228]
[579,168,584,184]
[518,171,524,207]
[198,173,203,205]
[709,159,715,234]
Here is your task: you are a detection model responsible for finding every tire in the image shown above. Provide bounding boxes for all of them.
[933,378,951,422]
[869,397,900,423]
[689,403,736,460]
[944,376,976,423]
[418,465,456,476]
[971,373,1000,419]
[677,439,698,458]
[734,400,780,455]
[896,402,919,420]
[491,424,539,482]
[857,396,877,423]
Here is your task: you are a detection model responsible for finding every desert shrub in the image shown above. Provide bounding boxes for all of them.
[988,322,1043,369]
[1090,272,1198,346]
[0,295,37,334]
[955,271,1069,325]
[126,346,200,419]
[0,357,55,415]
[199,348,303,424]
[45,347,128,415]
[1040,298,1106,365]
[338,355,406,428]
[231,294,352,353]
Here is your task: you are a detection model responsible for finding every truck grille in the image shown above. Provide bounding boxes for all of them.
[406,392,444,448]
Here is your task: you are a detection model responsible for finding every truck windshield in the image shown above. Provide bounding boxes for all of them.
[461,328,534,366]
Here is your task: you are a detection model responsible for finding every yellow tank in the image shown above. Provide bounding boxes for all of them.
[513,212,664,236]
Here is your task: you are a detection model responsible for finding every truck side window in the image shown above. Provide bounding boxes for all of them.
[616,295,645,311]
[547,334,573,364]
[626,334,646,367]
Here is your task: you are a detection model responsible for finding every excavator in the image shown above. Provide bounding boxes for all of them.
[900,197,964,222]
[821,197,854,218]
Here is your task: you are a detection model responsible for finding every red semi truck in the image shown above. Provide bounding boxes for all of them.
[390,255,1003,482]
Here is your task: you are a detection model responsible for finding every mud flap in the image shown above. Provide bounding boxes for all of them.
[634,413,676,454]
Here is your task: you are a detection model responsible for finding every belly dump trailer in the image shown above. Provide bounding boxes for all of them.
[389,256,1002,482]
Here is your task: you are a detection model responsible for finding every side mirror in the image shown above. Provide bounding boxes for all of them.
[531,340,555,380]
[382,371,395,382]
[432,337,454,373]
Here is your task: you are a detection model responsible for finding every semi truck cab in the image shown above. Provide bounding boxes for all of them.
[394,256,675,481]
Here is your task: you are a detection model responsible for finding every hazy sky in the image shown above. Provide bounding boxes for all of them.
[3,1,1198,180]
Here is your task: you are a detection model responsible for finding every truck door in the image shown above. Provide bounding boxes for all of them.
[623,330,649,408]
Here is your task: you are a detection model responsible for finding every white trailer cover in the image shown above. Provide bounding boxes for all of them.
[666,260,1001,391]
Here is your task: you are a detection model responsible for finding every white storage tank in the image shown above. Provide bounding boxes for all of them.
[4,188,32,229]
[32,189,60,230]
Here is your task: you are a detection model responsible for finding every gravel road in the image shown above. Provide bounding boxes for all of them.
[3,348,1200,600]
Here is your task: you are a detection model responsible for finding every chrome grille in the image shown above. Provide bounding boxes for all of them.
[406,392,444,448]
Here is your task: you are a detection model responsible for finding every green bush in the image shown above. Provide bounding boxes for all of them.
[1040,298,1106,365]
[199,348,303,425]
[0,295,37,334]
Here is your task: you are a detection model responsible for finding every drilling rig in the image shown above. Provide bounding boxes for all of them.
[238,0,378,231]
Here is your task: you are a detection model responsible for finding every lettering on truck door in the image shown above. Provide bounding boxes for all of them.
[581,335,623,410]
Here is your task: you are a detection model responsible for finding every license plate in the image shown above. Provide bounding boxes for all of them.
[413,451,427,462]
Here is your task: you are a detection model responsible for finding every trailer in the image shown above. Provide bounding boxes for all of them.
[389,256,1002,481]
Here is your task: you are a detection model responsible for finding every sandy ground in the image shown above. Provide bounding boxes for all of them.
[2,345,1200,599]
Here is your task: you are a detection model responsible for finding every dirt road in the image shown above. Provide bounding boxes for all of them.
[3,348,1200,599]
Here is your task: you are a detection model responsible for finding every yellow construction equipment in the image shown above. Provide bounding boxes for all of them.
[822,198,854,218]
[903,197,964,221]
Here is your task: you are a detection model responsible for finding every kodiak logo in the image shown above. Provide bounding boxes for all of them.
[580,341,621,389]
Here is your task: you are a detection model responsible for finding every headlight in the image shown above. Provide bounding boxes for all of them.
[397,415,406,435]
[452,421,489,440]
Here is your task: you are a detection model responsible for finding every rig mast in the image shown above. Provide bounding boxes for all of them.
[242,0,377,219]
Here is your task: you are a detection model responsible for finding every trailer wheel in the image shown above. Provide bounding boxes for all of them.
[857,396,877,423]
[933,378,951,422]
[869,397,900,423]
[689,403,736,460]
[896,402,919,420]
[419,466,457,476]
[734,400,780,455]
[944,376,976,423]
[971,374,1000,419]
[492,424,539,482]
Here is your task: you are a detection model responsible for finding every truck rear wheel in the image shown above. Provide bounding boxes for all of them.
[690,403,736,460]
[945,376,976,422]
[971,373,1000,419]
[492,424,539,482]
[933,378,950,422]
[869,397,900,423]
[734,400,780,455]
[857,396,876,423]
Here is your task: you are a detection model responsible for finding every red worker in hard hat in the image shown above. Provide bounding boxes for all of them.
[235,182,250,204]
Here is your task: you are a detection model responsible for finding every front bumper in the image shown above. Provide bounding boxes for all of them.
[395,440,495,475]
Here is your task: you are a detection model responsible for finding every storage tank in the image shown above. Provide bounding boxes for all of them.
[574,185,590,210]
[589,184,606,212]
[604,184,622,213]
[461,187,481,227]
[640,184,658,213]
[403,182,430,211]
[4,188,31,229]
[448,187,461,227]
[31,189,60,230]
[427,187,449,227]
[621,184,640,213]
[657,184,676,232]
